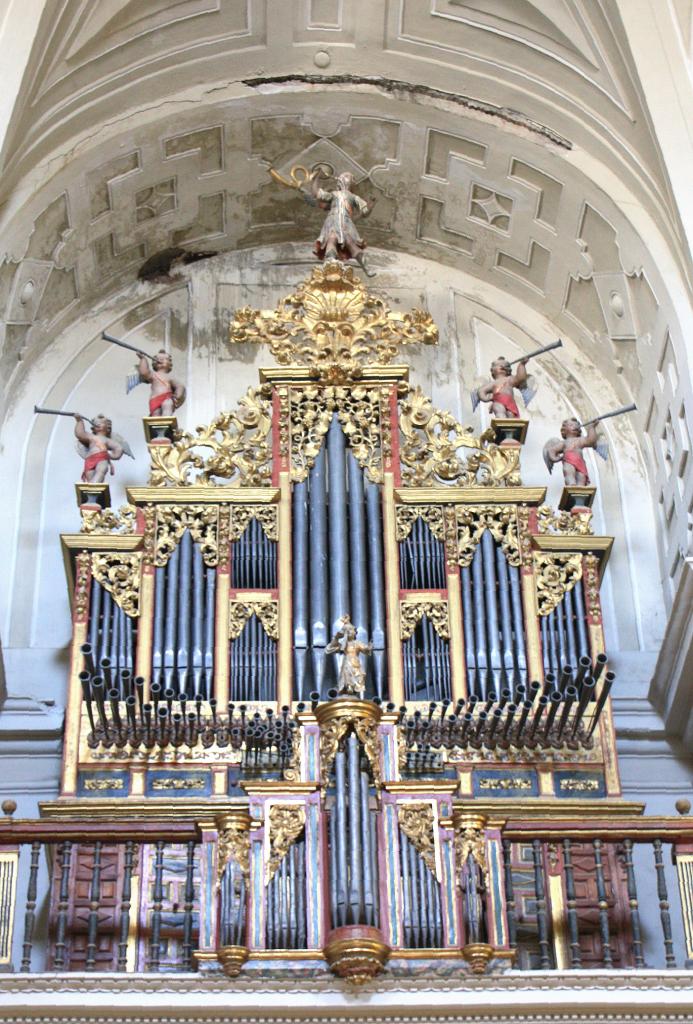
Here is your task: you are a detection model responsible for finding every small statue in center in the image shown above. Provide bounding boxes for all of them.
[269,165,376,276]
[136,349,186,417]
[326,615,373,697]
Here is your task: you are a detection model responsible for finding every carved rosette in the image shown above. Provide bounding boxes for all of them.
[154,505,219,567]
[148,387,273,487]
[399,600,450,640]
[90,552,142,617]
[398,387,521,487]
[266,804,306,884]
[229,505,278,543]
[229,600,279,640]
[397,802,438,879]
[533,552,583,616]
[537,505,593,536]
[229,262,437,383]
[80,504,138,535]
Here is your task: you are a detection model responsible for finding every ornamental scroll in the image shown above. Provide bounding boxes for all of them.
[266,804,306,884]
[80,504,138,535]
[91,552,142,617]
[399,387,520,488]
[148,388,272,487]
[229,262,437,384]
[533,552,583,616]
[400,600,450,640]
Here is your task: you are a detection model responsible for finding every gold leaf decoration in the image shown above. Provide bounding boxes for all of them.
[149,388,272,487]
[399,387,520,487]
[533,552,583,616]
[398,803,438,880]
[229,505,278,542]
[453,505,520,567]
[229,262,437,383]
[229,600,279,640]
[400,600,450,640]
[80,504,138,535]
[218,822,250,881]
[454,815,487,872]
[537,505,593,536]
[395,505,445,543]
[154,505,219,567]
[74,552,91,621]
[267,804,306,884]
[91,552,142,617]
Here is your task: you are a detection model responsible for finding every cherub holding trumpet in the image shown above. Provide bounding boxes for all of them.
[269,164,376,276]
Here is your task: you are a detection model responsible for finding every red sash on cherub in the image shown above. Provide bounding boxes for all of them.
[564,448,590,483]
[492,389,520,418]
[149,391,173,415]
[81,451,112,481]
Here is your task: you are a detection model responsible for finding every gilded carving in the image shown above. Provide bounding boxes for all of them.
[395,505,445,543]
[533,553,583,616]
[400,600,450,640]
[454,816,486,872]
[318,711,381,788]
[478,777,533,791]
[150,777,206,790]
[453,505,520,567]
[229,505,278,543]
[267,804,306,884]
[91,552,142,617]
[583,553,602,624]
[80,504,138,535]
[397,802,438,879]
[537,505,593,537]
[399,387,520,487]
[142,504,156,565]
[516,504,534,569]
[154,505,219,567]
[82,778,125,791]
[148,388,272,487]
[229,262,437,383]
[229,600,279,640]
[74,552,91,621]
[218,505,231,568]
[218,822,250,881]
[559,777,600,792]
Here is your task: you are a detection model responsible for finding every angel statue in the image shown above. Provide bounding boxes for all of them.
[471,341,563,419]
[74,414,133,482]
[542,404,636,486]
[135,349,186,416]
[269,164,376,276]
[325,615,373,698]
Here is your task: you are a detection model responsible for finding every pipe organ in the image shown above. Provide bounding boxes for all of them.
[4,262,693,985]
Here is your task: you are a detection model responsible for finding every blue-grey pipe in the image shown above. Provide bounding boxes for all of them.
[292,480,309,648]
[481,530,502,692]
[400,833,412,945]
[360,770,374,925]
[348,452,369,643]
[508,564,527,689]
[163,541,180,690]
[309,445,329,647]
[89,579,101,655]
[461,566,477,696]
[563,586,578,670]
[347,733,364,922]
[573,580,590,660]
[191,545,204,696]
[204,567,215,699]
[177,531,192,693]
[328,415,350,634]
[471,545,488,697]
[495,546,515,688]
[335,751,348,925]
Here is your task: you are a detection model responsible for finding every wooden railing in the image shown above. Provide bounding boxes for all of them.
[1,807,691,976]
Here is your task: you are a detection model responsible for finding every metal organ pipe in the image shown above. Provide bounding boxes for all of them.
[366,482,386,697]
[328,414,349,635]
[348,452,369,643]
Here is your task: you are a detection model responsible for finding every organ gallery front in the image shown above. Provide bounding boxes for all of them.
[1,261,692,982]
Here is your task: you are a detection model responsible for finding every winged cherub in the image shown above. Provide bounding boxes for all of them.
[135,349,186,417]
[74,414,130,482]
[543,417,603,485]
[472,356,533,419]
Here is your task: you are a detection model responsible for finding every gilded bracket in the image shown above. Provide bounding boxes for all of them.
[537,505,593,537]
[217,820,251,882]
[315,700,383,787]
[453,813,487,873]
[91,552,142,617]
[266,804,306,884]
[533,552,583,616]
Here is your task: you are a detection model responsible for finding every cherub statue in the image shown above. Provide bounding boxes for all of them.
[269,165,376,276]
[74,414,126,482]
[471,355,532,419]
[325,615,373,697]
[542,418,602,485]
[136,349,186,416]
